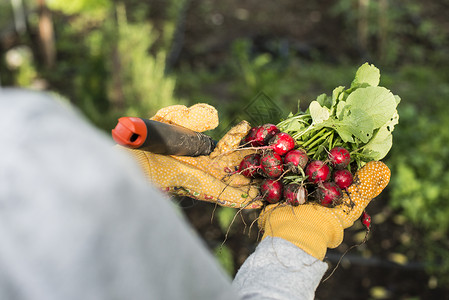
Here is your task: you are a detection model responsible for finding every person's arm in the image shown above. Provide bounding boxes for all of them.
[233,237,328,300]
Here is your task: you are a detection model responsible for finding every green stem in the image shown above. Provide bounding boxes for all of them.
[330,135,344,150]
[302,127,327,148]
[291,118,318,140]
[328,132,334,151]
[307,150,316,156]
[278,114,310,128]
[305,130,333,150]
[350,143,368,155]
[292,125,312,140]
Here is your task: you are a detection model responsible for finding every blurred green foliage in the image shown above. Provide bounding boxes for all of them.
[47,0,111,15]
[215,207,239,275]
[386,66,449,283]
[175,41,356,139]
[331,0,449,65]
[4,46,37,86]
[18,0,182,130]
[0,1,13,30]
[113,3,180,117]
[214,244,235,276]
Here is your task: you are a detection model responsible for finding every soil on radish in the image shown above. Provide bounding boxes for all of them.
[316,182,343,207]
[284,149,308,173]
[283,183,307,206]
[329,146,351,169]
[238,153,262,178]
[305,160,331,184]
[268,132,295,156]
[260,150,284,178]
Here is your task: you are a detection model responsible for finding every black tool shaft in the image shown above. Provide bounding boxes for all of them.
[138,119,216,156]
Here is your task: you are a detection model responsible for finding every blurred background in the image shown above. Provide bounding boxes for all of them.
[1,0,449,299]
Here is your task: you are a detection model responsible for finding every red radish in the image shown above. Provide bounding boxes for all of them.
[305,160,331,184]
[328,146,351,169]
[316,182,342,207]
[238,153,261,177]
[245,124,280,146]
[283,183,307,206]
[260,151,284,178]
[333,169,353,189]
[268,132,295,156]
[255,124,279,145]
[361,210,371,230]
[284,149,308,173]
[260,179,283,204]
[244,126,260,146]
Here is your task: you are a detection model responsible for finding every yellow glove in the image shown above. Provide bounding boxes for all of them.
[259,161,390,260]
[121,104,263,209]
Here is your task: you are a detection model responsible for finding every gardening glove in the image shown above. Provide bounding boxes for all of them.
[258,161,390,260]
[120,104,263,209]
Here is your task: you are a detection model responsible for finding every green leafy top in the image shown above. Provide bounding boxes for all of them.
[278,63,400,167]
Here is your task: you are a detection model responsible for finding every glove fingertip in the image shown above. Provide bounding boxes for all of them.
[151,103,219,132]
[210,121,251,158]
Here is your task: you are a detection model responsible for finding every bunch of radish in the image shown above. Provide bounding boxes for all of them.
[239,124,355,208]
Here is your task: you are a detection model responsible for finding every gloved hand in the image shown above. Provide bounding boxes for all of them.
[258,161,390,260]
[121,104,263,209]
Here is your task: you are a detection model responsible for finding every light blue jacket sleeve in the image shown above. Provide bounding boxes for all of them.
[233,237,328,300]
